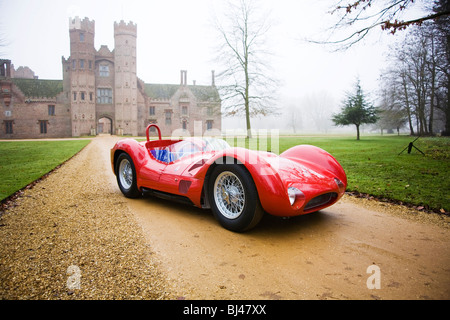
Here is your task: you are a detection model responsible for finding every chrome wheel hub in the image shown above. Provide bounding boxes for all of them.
[119,159,133,189]
[214,171,245,219]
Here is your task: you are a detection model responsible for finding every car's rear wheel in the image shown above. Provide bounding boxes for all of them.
[209,164,263,232]
[116,153,140,198]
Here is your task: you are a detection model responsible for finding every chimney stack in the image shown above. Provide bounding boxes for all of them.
[180,70,187,86]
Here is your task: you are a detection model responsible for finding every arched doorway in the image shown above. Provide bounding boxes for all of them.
[97,117,113,135]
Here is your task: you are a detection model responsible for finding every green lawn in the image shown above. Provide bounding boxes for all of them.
[238,135,450,212]
[0,140,91,201]
[1,135,448,213]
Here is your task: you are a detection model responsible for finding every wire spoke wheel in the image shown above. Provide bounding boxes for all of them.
[209,164,264,232]
[214,171,246,219]
[119,158,133,190]
[115,153,140,198]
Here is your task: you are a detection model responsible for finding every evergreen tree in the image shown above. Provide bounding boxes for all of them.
[332,80,378,140]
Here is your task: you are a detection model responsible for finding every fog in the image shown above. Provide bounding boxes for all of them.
[1,0,426,133]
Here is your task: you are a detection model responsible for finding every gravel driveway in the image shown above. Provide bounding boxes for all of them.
[0,136,172,299]
[1,135,449,300]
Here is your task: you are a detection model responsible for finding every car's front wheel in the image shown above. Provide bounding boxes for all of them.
[208,164,264,232]
[116,152,140,198]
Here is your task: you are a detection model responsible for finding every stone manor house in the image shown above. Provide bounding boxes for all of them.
[0,17,221,139]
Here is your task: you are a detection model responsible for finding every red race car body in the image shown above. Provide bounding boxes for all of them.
[111,125,347,232]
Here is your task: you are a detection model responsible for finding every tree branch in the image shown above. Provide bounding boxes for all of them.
[314,0,450,50]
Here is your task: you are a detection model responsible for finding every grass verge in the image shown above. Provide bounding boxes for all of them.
[0,140,91,201]
[235,135,449,213]
[1,135,448,214]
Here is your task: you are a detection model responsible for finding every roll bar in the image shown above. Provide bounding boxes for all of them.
[146,124,161,141]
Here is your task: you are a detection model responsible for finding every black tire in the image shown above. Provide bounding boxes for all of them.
[208,164,264,232]
[115,153,141,198]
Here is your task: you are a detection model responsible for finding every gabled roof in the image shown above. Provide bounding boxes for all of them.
[144,84,179,100]
[189,85,220,102]
[144,83,220,102]
[12,78,63,98]
[9,78,220,101]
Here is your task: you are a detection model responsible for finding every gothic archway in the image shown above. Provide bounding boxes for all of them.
[97,116,113,135]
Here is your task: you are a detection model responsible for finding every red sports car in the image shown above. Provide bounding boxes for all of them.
[111,124,347,232]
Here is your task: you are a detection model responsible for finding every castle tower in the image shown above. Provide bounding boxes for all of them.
[68,17,96,136]
[114,20,137,136]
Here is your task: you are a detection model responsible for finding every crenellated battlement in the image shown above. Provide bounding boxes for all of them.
[0,15,221,139]
[114,20,137,37]
[69,16,95,33]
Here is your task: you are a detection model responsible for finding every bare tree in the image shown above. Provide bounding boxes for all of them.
[399,67,416,135]
[377,74,408,134]
[430,0,450,135]
[314,0,450,50]
[213,0,278,138]
[381,19,448,136]
[303,92,336,133]
[285,102,302,134]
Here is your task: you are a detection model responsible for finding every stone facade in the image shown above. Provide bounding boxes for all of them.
[0,17,221,139]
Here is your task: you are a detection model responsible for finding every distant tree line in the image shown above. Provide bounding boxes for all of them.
[377,0,449,136]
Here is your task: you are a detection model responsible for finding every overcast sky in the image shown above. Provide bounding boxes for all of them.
[1,0,427,131]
